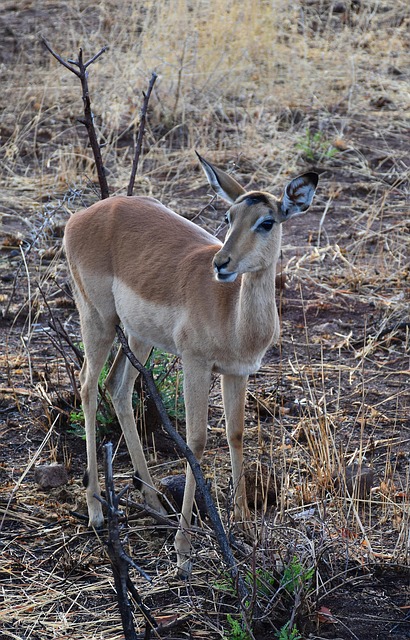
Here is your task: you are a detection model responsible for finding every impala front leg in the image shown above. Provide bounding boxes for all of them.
[175,359,212,576]
[222,373,251,526]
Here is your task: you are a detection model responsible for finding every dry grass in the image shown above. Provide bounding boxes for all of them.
[1,0,409,638]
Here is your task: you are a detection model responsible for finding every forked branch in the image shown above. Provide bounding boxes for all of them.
[41,37,110,199]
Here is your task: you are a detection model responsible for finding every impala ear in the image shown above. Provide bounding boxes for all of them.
[196,151,246,204]
[280,172,319,220]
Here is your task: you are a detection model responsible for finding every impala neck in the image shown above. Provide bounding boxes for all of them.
[236,261,279,343]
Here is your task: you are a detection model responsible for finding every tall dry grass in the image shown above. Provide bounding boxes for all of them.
[2,0,409,191]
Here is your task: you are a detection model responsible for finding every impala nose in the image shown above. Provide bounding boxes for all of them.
[214,256,230,273]
[213,255,238,282]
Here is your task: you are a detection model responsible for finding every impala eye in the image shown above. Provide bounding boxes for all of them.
[224,213,230,225]
[256,219,274,232]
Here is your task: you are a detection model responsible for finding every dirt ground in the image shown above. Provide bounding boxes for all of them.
[1,2,409,639]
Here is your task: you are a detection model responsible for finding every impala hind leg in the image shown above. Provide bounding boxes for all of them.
[174,359,212,576]
[105,337,166,515]
[79,311,116,528]
[221,374,251,526]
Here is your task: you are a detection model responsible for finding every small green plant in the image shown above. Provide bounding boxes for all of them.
[248,567,278,596]
[296,128,338,162]
[275,621,302,640]
[213,574,237,596]
[98,361,110,387]
[280,556,314,595]
[68,349,115,438]
[223,614,251,640]
[68,409,86,439]
[68,407,115,439]
[69,349,183,439]
[214,567,279,601]
[151,349,185,421]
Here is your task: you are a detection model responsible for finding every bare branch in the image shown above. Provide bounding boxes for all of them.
[127,72,158,196]
[41,38,110,199]
[41,37,80,77]
[103,442,156,639]
[84,46,109,69]
[115,325,250,610]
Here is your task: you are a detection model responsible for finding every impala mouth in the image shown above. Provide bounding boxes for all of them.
[215,271,238,283]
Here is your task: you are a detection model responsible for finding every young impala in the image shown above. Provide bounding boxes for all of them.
[64,153,318,575]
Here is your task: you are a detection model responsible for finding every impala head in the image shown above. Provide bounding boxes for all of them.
[196,152,319,282]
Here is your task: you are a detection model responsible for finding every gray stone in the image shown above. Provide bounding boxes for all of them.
[34,464,68,489]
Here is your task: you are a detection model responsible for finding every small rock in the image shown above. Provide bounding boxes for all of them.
[34,464,68,489]
[311,321,340,335]
[160,474,208,518]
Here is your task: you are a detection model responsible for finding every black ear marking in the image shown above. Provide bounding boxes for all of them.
[305,172,319,188]
[281,172,319,218]
[195,150,246,204]
[195,151,222,193]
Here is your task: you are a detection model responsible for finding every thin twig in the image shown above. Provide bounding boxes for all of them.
[19,245,33,385]
[0,417,59,531]
[41,37,82,77]
[127,72,158,196]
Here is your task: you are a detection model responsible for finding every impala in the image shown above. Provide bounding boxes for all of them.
[64,153,318,574]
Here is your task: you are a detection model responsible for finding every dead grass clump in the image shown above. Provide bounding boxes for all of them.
[2,1,409,191]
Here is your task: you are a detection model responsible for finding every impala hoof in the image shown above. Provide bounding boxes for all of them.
[175,530,192,577]
[176,557,192,579]
[87,503,105,530]
[87,516,105,530]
